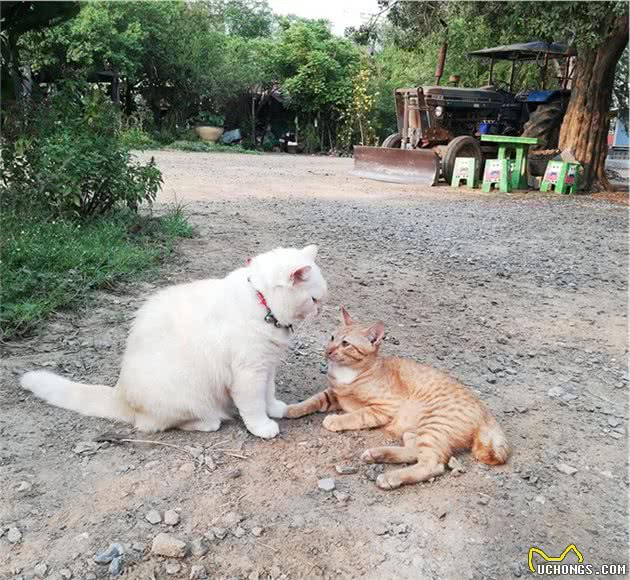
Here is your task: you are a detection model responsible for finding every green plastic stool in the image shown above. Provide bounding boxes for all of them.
[451,157,478,188]
[540,161,580,194]
[482,159,510,193]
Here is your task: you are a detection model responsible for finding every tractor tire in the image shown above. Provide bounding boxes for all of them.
[382,133,402,148]
[521,101,565,150]
[442,136,483,184]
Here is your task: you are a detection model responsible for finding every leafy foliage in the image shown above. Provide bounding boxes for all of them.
[1,83,162,218]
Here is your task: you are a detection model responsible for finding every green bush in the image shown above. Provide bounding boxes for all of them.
[120,127,158,149]
[193,112,225,127]
[1,83,162,218]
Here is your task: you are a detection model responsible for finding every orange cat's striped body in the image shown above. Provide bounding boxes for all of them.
[287,307,510,490]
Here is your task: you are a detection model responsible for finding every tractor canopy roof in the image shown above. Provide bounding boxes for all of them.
[468,41,575,61]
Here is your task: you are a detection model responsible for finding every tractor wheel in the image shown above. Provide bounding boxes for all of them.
[382,133,402,148]
[521,101,565,150]
[442,136,483,184]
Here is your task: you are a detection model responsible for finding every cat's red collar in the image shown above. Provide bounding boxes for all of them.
[249,281,293,332]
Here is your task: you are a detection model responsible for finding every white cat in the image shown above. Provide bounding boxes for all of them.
[21,245,327,439]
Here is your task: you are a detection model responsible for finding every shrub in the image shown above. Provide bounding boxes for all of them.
[167,140,261,154]
[120,127,158,149]
[193,112,225,127]
[1,82,162,218]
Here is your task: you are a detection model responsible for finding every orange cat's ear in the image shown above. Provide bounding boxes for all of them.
[290,265,311,285]
[340,305,353,326]
[366,321,385,346]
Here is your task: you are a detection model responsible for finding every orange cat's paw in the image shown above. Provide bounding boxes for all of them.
[285,405,301,419]
[361,449,377,463]
[376,473,401,491]
[322,415,343,432]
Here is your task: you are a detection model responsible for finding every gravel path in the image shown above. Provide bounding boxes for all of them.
[1,152,628,580]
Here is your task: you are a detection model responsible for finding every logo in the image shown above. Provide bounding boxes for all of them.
[528,544,584,573]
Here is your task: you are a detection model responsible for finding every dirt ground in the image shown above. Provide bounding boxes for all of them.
[1,151,628,580]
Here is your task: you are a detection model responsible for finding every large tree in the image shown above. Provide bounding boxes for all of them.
[1,1,79,104]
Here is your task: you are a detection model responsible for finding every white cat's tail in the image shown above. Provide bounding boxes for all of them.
[20,370,133,423]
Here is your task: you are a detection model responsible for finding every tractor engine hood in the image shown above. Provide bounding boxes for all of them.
[422,86,510,110]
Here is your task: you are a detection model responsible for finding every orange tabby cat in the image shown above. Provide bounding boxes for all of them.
[287,307,510,490]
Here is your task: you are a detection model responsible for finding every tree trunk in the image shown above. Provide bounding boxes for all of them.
[251,93,256,147]
[558,13,629,191]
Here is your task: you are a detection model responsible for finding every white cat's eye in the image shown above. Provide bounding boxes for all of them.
[312,297,318,303]
[330,335,335,341]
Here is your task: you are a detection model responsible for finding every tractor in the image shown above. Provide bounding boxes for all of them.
[353,41,575,186]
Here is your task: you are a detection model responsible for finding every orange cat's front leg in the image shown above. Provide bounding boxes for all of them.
[323,408,389,432]
[286,390,339,419]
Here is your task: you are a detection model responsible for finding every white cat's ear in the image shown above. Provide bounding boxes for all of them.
[290,265,312,285]
[367,321,385,346]
[340,305,353,326]
[302,244,318,261]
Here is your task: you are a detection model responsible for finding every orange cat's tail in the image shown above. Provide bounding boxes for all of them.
[472,413,510,465]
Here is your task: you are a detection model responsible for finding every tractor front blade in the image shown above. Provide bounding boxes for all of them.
[351,146,440,186]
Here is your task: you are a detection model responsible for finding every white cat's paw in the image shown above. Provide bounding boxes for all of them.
[246,419,280,439]
[267,400,288,419]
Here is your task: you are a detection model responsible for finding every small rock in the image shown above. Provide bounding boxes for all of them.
[487,362,503,374]
[232,526,246,538]
[186,446,203,458]
[59,570,72,580]
[17,481,33,493]
[146,510,162,524]
[190,538,208,557]
[365,465,384,481]
[373,524,388,536]
[190,565,208,579]
[222,512,243,527]
[34,563,48,577]
[392,523,409,535]
[447,456,465,475]
[335,464,357,475]
[179,462,196,475]
[204,455,217,470]
[131,542,146,552]
[7,527,22,543]
[478,495,490,505]
[510,562,523,577]
[485,376,497,385]
[251,527,264,537]
[165,561,181,575]
[437,509,448,520]
[333,491,350,503]
[109,557,124,577]
[608,417,621,428]
[212,527,228,540]
[600,470,614,479]
[228,468,242,479]
[318,478,336,492]
[151,533,187,558]
[556,463,578,476]
[547,386,565,399]
[85,574,97,580]
[72,441,100,455]
[164,510,180,526]
[95,543,124,565]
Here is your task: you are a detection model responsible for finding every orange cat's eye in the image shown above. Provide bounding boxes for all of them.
[341,340,349,347]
